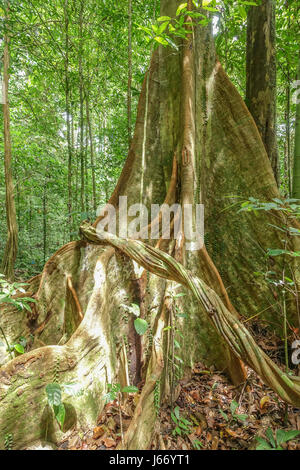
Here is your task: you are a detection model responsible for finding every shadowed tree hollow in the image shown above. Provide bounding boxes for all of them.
[0,0,299,450]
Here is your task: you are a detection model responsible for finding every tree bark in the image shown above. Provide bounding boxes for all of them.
[246,0,279,184]
[127,0,132,148]
[292,53,300,198]
[1,1,18,281]
[64,0,73,241]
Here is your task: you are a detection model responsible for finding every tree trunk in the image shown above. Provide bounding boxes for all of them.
[79,0,85,216]
[0,0,300,450]
[64,0,73,241]
[292,53,300,198]
[128,0,132,148]
[246,0,279,184]
[1,1,18,281]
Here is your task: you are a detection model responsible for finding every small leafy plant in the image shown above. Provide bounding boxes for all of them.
[121,303,149,336]
[0,274,36,312]
[0,330,27,360]
[105,383,139,446]
[171,406,193,436]
[256,427,300,450]
[45,382,82,430]
[219,400,248,423]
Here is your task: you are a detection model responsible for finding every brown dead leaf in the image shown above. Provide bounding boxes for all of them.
[190,390,201,401]
[212,435,219,450]
[102,437,116,448]
[225,428,239,438]
[93,425,107,439]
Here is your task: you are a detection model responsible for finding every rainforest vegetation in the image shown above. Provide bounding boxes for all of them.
[0,0,300,452]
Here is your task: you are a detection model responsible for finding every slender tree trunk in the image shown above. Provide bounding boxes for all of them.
[285,80,291,195]
[246,0,279,184]
[85,91,97,213]
[84,121,89,214]
[1,2,18,280]
[79,0,85,215]
[127,0,132,148]
[43,175,47,265]
[292,53,300,198]
[64,0,73,241]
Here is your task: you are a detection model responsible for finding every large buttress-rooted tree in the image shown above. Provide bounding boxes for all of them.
[0,0,299,450]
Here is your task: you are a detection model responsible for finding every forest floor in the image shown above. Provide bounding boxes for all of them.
[56,322,300,451]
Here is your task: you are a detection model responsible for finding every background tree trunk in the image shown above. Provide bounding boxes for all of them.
[127,0,132,148]
[246,0,279,184]
[1,1,18,281]
[292,53,300,198]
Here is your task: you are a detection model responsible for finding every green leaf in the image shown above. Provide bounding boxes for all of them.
[266,427,276,448]
[134,318,149,335]
[176,3,187,16]
[157,22,169,35]
[219,408,229,421]
[46,383,62,407]
[122,386,139,394]
[236,413,248,422]
[276,429,300,445]
[267,249,288,257]
[53,403,65,429]
[154,36,169,46]
[174,406,180,419]
[157,16,171,22]
[230,400,239,416]
[14,344,25,354]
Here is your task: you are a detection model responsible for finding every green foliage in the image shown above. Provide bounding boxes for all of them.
[171,406,193,436]
[4,433,13,451]
[219,400,248,423]
[256,427,300,450]
[105,383,138,404]
[45,381,82,430]
[0,274,36,312]
[134,317,149,336]
[122,302,149,336]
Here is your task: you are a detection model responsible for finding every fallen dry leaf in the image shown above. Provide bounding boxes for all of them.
[93,425,107,440]
[102,437,116,448]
